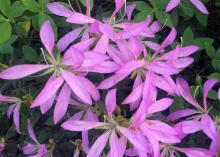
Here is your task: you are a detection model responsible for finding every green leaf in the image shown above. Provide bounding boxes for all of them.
[135,1,151,11]
[212,59,220,71]
[22,0,40,12]
[0,14,6,23]
[134,6,153,22]
[182,27,194,45]
[205,43,216,59]
[180,0,194,17]
[208,90,218,100]
[8,1,26,18]
[195,10,208,26]
[0,43,13,54]
[155,10,173,27]
[79,0,94,10]
[22,45,38,62]
[0,22,12,44]
[193,37,214,50]
[0,0,11,16]
[208,73,220,82]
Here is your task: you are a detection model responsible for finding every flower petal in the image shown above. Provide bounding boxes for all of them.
[105,89,117,117]
[31,75,64,108]
[87,131,110,157]
[62,120,107,131]
[0,64,51,80]
[47,2,73,17]
[66,13,96,24]
[27,119,38,143]
[57,27,83,52]
[165,0,181,12]
[40,21,55,58]
[13,105,20,134]
[54,83,71,124]
[190,0,209,14]
[166,109,199,122]
[148,98,173,114]
[61,69,92,104]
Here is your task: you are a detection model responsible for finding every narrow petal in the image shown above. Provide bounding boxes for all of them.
[175,147,214,157]
[105,89,117,117]
[40,21,55,58]
[47,2,73,17]
[128,36,143,59]
[40,94,56,114]
[62,47,84,68]
[87,61,119,74]
[94,35,109,54]
[146,61,180,75]
[122,83,144,104]
[112,0,125,17]
[126,3,136,20]
[0,65,51,80]
[116,60,145,75]
[61,120,107,131]
[57,27,83,52]
[147,98,173,114]
[73,37,96,51]
[190,0,209,14]
[203,79,218,110]
[54,84,71,124]
[31,75,64,108]
[165,109,199,121]
[176,120,201,134]
[165,0,181,12]
[13,105,21,133]
[66,13,96,24]
[176,78,201,109]
[7,104,16,118]
[171,58,194,68]
[61,69,92,104]
[201,114,217,140]
[110,130,125,157]
[98,73,128,89]
[87,131,110,157]
[160,28,177,50]
[27,119,38,143]
[82,52,109,67]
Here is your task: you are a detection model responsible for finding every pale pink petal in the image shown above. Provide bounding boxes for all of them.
[62,120,108,131]
[47,2,73,17]
[107,45,124,65]
[31,75,64,108]
[201,114,217,140]
[99,23,116,40]
[190,0,209,14]
[149,21,162,33]
[116,60,145,75]
[77,76,100,101]
[109,130,121,157]
[94,35,109,54]
[126,3,136,20]
[105,89,117,117]
[7,104,16,118]
[87,131,110,157]
[176,120,201,134]
[203,79,218,110]
[218,88,220,100]
[40,94,56,114]
[23,143,37,155]
[117,126,148,154]
[144,41,165,52]
[160,28,177,50]
[66,13,96,24]
[146,61,180,75]
[62,47,84,68]
[171,58,194,68]
[165,0,181,12]
[82,131,89,153]
[13,105,20,133]
[98,73,128,89]
[40,21,55,58]
[61,69,92,104]
[112,0,125,17]
[87,61,119,73]
[54,84,71,124]
[148,98,173,114]
[128,36,143,59]
[122,83,144,104]
[57,27,83,52]
[176,78,202,109]
[73,37,96,51]
[27,119,38,143]
[165,109,199,121]
[115,21,148,39]
[0,64,51,80]
[82,52,109,67]
[116,40,134,61]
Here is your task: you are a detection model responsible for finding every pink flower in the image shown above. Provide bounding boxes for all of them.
[166,0,209,14]
[22,120,51,157]
[0,93,21,133]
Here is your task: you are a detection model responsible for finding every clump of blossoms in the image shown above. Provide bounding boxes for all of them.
[0,0,219,157]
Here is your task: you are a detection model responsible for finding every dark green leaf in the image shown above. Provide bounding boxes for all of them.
[0,43,13,54]
[0,22,12,44]
[79,0,94,10]
[155,10,173,27]
[22,45,38,62]
[8,1,26,18]
[183,27,194,45]
[22,0,40,12]
[205,43,216,59]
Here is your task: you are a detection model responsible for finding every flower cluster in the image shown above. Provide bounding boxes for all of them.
[0,0,219,157]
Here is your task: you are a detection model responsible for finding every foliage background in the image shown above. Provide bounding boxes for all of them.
[0,0,220,156]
